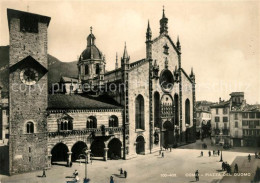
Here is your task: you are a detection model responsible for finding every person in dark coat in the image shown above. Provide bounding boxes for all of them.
[110,176,114,183]
[201,151,203,157]
[222,162,225,171]
[217,150,220,156]
[42,169,46,177]
[208,151,211,157]
[120,168,123,175]
[248,154,251,162]
[195,170,199,181]
[162,152,164,158]
[234,163,238,173]
[124,170,127,178]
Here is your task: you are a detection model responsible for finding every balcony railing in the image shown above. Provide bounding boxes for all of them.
[48,127,123,138]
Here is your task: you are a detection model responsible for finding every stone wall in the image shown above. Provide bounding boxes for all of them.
[128,61,150,158]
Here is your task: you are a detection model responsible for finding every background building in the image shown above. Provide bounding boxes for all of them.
[210,98,231,145]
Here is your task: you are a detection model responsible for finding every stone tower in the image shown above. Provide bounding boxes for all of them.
[78,27,105,87]
[7,9,50,174]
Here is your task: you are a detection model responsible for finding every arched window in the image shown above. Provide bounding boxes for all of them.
[68,120,73,130]
[174,94,179,125]
[85,65,89,75]
[135,95,145,130]
[109,115,118,127]
[60,122,64,130]
[87,116,97,128]
[96,64,100,74]
[154,92,160,128]
[26,122,34,133]
[185,99,190,125]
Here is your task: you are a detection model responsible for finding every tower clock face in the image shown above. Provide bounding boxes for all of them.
[20,68,39,85]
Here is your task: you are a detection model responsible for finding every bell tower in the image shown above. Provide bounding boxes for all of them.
[7,9,50,174]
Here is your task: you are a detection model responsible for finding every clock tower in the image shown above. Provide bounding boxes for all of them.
[7,9,50,174]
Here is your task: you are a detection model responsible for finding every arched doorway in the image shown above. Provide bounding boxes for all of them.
[136,136,145,155]
[91,140,105,157]
[185,99,190,125]
[71,141,87,162]
[108,138,122,159]
[51,143,69,165]
[162,121,174,148]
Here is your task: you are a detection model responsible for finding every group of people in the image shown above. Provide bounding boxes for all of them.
[119,168,128,178]
[109,168,128,183]
[222,162,232,174]
[200,150,220,157]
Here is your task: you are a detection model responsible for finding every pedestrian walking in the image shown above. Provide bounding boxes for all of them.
[217,150,220,156]
[162,152,164,158]
[73,169,78,177]
[195,170,199,181]
[208,151,211,157]
[201,151,203,157]
[234,163,238,173]
[222,162,225,171]
[42,169,46,177]
[110,176,114,183]
[124,170,127,178]
[248,154,251,162]
[120,168,123,175]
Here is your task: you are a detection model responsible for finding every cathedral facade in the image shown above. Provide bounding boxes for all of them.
[7,8,196,174]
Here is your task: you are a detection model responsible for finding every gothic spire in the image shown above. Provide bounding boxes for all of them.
[160,6,168,35]
[122,42,129,59]
[177,36,181,50]
[146,20,152,41]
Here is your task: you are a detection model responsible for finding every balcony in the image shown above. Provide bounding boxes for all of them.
[48,127,124,138]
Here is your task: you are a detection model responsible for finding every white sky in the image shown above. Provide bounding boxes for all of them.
[0,0,260,104]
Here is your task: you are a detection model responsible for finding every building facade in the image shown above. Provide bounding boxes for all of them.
[195,101,213,139]
[210,98,231,145]
[6,8,196,174]
[230,104,260,147]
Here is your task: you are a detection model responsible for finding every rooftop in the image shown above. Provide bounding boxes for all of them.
[48,94,122,110]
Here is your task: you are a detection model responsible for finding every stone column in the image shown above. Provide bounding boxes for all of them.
[48,154,52,168]
[121,147,124,158]
[67,151,72,166]
[104,148,109,161]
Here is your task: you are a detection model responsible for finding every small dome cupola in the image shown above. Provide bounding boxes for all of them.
[87,26,96,46]
[79,27,103,61]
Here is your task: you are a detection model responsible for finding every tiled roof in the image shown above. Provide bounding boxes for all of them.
[61,76,78,83]
[230,92,244,96]
[48,94,122,110]
[233,104,260,112]
[211,100,230,108]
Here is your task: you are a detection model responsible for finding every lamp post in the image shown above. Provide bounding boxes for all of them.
[219,150,223,162]
[80,149,91,183]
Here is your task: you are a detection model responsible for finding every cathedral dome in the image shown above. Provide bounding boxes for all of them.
[79,28,103,61]
[80,45,102,60]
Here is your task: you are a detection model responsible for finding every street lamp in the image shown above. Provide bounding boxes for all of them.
[219,150,223,162]
[79,149,91,183]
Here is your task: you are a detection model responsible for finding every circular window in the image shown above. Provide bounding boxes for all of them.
[159,70,174,92]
